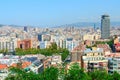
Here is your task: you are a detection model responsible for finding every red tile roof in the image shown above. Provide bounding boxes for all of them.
[11,61,31,69]
[0,64,8,69]
[22,61,31,68]
[71,44,86,52]
[97,44,111,52]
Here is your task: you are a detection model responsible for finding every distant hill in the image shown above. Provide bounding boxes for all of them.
[55,22,120,28]
[0,22,120,28]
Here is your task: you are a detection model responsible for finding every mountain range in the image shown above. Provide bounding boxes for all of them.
[0,22,120,28]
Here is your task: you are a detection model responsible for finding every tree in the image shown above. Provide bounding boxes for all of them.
[41,67,59,80]
[49,42,57,50]
[5,68,41,80]
[89,70,108,80]
[65,63,91,80]
[112,71,120,80]
[5,66,120,80]
[15,46,69,61]
[61,49,69,61]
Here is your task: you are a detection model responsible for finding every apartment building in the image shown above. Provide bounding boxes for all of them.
[83,34,100,41]
[0,37,17,52]
[17,39,32,49]
[82,48,108,72]
[105,53,120,74]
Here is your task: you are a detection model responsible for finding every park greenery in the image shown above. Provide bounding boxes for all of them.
[5,63,120,80]
[86,39,114,49]
[0,49,8,53]
[96,39,114,47]
[15,43,69,61]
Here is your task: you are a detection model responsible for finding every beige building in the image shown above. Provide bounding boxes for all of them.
[0,37,17,52]
[114,36,120,44]
[82,48,108,72]
[83,34,100,41]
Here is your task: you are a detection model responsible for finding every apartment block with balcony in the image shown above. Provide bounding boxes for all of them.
[105,53,120,74]
[0,37,17,52]
[82,48,108,72]
[108,58,120,74]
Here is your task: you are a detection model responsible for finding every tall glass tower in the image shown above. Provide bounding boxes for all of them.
[101,14,110,39]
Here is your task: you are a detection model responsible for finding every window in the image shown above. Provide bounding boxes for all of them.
[20,44,23,49]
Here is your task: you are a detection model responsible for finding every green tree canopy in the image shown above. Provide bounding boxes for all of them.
[65,63,91,80]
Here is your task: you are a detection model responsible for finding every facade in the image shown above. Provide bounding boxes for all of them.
[17,39,31,49]
[101,15,110,39]
[71,51,83,67]
[42,34,51,41]
[0,37,17,52]
[24,26,28,32]
[71,44,86,67]
[71,51,83,63]
[108,58,120,74]
[114,36,120,44]
[105,53,120,74]
[51,55,62,66]
[38,34,42,41]
[51,35,66,49]
[43,57,51,69]
[83,34,100,41]
[114,43,120,52]
[39,41,51,49]
[40,41,46,49]
[43,55,62,69]
[66,40,79,51]
[82,48,108,72]
[114,36,120,52]
[31,38,39,49]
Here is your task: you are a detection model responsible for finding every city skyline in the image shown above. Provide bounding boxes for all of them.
[0,0,120,27]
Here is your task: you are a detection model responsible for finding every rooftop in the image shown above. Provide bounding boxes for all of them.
[84,48,103,53]
[0,64,8,70]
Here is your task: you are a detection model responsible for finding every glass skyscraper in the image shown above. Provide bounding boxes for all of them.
[101,14,110,39]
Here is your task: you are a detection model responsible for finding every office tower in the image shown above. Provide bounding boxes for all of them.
[24,26,28,32]
[38,34,42,41]
[101,14,110,39]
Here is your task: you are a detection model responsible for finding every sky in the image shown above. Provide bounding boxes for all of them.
[0,0,120,27]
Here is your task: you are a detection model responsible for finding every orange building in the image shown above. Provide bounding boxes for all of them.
[17,39,32,49]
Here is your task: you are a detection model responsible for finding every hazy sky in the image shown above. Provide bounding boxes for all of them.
[0,0,120,27]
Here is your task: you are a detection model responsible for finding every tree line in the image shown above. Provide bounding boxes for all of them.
[5,63,120,80]
[15,43,69,61]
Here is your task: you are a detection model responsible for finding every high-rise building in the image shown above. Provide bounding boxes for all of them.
[24,26,28,32]
[38,34,42,41]
[101,14,110,39]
